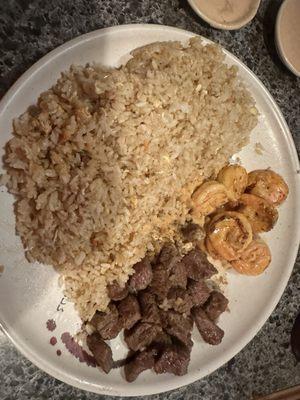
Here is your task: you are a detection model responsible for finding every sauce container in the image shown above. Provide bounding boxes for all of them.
[187,0,261,30]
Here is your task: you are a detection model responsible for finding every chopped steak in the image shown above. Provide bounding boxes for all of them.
[204,291,228,321]
[90,303,121,340]
[139,290,161,325]
[87,243,227,381]
[87,333,113,374]
[161,310,193,347]
[129,258,153,292]
[192,307,224,345]
[154,344,191,376]
[124,349,155,382]
[107,280,128,301]
[182,249,217,281]
[159,243,180,268]
[188,280,210,306]
[124,322,162,351]
[166,288,193,315]
[152,331,172,348]
[150,263,170,299]
[169,261,187,289]
[181,223,202,242]
[118,294,141,330]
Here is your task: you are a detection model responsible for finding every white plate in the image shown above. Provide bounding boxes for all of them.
[0,24,299,396]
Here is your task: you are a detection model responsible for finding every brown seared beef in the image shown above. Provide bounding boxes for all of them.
[87,333,113,374]
[107,281,129,301]
[158,244,180,268]
[124,349,156,382]
[192,307,224,345]
[150,263,171,299]
[124,322,162,351]
[88,243,228,381]
[161,310,193,348]
[90,303,121,340]
[204,291,229,321]
[138,290,161,325]
[182,249,217,281]
[188,280,210,307]
[181,223,201,242]
[118,294,141,330]
[129,258,153,292]
[151,252,186,298]
[152,331,172,348]
[169,261,187,289]
[154,344,191,376]
[166,288,193,315]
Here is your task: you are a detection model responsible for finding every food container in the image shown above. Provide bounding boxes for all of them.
[275,0,300,77]
[187,0,261,30]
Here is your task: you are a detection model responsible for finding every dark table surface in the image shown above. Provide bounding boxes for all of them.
[0,0,299,399]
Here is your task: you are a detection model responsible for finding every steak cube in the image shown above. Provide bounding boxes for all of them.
[188,280,210,307]
[160,310,193,348]
[204,291,228,321]
[152,331,172,348]
[181,223,202,242]
[192,307,224,345]
[182,249,217,281]
[138,290,161,325]
[87,333,113,374]
[150,263,170,299]
[90,303,121,340]
[107,280,128,301]
[166,288,193,315]
[124,322,162,351]
[169,261,187,289]
[124,349,155,382]
[158,243,180,268]
[118,294,141,330]
[154,344,191,376]
[129,258,153,292]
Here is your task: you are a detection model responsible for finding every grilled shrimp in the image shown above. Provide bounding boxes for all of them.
[247,169,289,206]
[231,238,271,275]
[217,164,248,201]
[191,181,228,221]
[234,193,278,233]
[204,236,220,260]
[207,211,253,261]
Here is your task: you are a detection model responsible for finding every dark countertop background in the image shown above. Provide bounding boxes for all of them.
[0,0,299,399]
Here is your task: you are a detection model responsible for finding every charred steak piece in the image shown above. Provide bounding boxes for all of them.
[204,290,228,321]
[138,290,161,325]
[161,310,193,348]
[107,280,128,301]
[192,307,224,345]
[154,343,191,376]
[169,260,187,289]
[90,303,121,340]
[152,331,172,348]
[118,294,141,330]
[124,349,156,382]
[182,249,217,281]
[87,332,113,374]
[166,287,193,315]
[129,258,153,292]
[188,280,210,307]
[150,263,171,299]
[124,322,162,352]
[181,223,202,242]
[158,243,180,268]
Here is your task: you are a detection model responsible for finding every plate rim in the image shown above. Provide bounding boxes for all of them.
[0,23,299,396]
